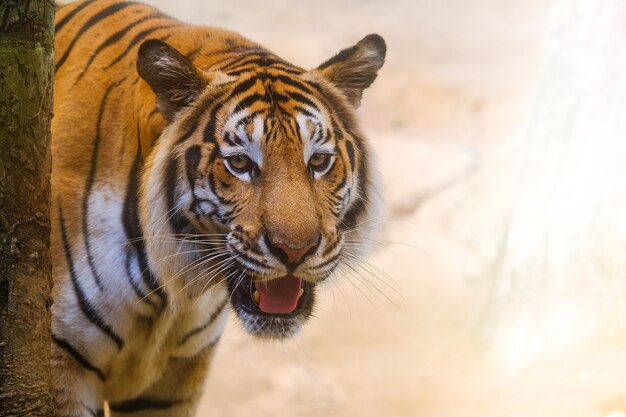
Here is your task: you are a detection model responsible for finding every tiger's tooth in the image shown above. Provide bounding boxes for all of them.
[253,290,260,304]
[297,288,304,299]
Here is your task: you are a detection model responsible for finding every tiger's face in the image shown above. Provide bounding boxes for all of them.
[138,35,385,338]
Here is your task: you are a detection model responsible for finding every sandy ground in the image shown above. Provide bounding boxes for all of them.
[134,1,626,416]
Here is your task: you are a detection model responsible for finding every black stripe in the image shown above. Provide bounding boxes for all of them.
[170,212,194,235]
[228,75,260,99]
[75,13,161,83]
[345,140,355,172]
[282,71,336,119]
[122,143,166,301]
[55,0,95,33]
[287,91,319,112]
[225,63,304,78]
[292,105,316,119]
[124,251,155,308]
[161,156,192,235]
[315,251,341,270]
[59,205,125,349]
[184,145,202,188]
[322,128,332,144]
[242,55,297,69]
[341,134,368,231]
[222,131,238,146]
[263,85,290,104]
[234,93,267,114]
[330,117,344,140]
[271,63,305,75]
[121,146,148,299]
[174,84,224,144]
[322,235,341,257]
[282,118,299,143]
[202,102,223,143]
[207,172,231,206]
[336,189,350,217]
[56,1,136,72]
[226,64,303,78]
[342,200,366,232]
[106,23,180,68]
[234,252,270,270]
[122,146,160,311]
[190,198,215,220]
[218,50,270,71]
[109,397,184,413]
[83,81,125,291]
[175,123,200,147]
[179,299,228,345]
[332,162,348,194]
[273,74,318,96]
[52,335,106,381]
[185,46,203,60]
[292,117,305,145]
[223,56,300,76]
[121,135,147,302]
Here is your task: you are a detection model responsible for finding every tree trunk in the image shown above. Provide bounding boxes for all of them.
[0,1,55,416]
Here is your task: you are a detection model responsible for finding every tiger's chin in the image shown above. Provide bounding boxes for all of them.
[228,274,316,339]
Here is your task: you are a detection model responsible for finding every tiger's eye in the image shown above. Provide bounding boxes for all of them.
[309,153,331,172]
[227,154,252,173]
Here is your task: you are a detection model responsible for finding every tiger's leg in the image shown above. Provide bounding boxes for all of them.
[108,346,216,417]
[51,339,105,417]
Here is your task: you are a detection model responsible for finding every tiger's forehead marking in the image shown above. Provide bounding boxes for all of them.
[296,113,313,142]
[220,110,264,167]
[223,108,249,133]
[220,104,335,166]
[297,113,333,162]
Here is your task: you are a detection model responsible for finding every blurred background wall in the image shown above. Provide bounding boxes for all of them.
[66,0,626,415]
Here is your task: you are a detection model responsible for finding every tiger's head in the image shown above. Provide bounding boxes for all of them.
[138,34,385,338]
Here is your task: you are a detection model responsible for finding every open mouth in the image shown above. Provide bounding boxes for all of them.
[231,274,314,318]
[228,272,316,338]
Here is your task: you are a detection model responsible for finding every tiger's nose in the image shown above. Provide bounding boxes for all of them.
[266,236,320,268]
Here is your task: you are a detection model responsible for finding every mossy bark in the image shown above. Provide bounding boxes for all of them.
[0,1,55,416]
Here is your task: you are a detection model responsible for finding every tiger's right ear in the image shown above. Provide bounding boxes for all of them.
[137,39,206,121]
[315,34,386,107]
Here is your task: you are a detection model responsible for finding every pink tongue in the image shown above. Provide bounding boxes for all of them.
[256,275,302,314]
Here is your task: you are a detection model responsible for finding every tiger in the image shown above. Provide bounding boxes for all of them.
[51,0,385,415]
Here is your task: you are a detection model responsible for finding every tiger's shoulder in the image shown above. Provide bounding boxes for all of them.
[54,0,260,92]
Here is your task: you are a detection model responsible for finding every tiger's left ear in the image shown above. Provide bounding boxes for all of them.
[137,39,206,121]
[315,34,386,107]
